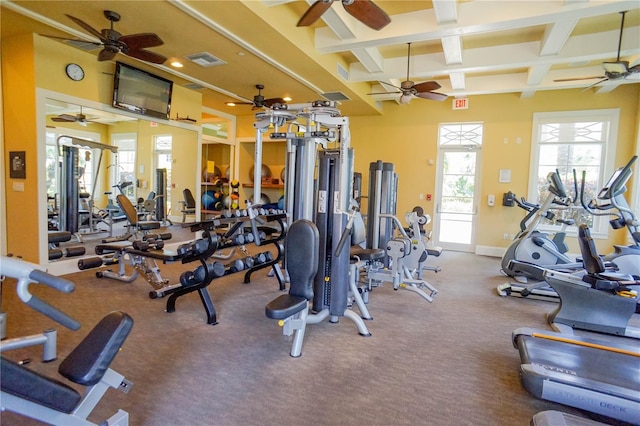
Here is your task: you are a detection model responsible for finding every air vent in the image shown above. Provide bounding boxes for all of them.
[336,63,349,81]
[184,82,205,90]
[322,91,351,102]
[64,39,99,51]
[185,52,226,67]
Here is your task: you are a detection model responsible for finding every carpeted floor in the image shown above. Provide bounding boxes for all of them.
[0,250,634,425]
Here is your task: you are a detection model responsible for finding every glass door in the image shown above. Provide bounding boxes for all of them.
[433,123,483,252]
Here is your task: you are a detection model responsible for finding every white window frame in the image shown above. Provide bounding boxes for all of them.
[529,108,619,239]
[111,133,137,200]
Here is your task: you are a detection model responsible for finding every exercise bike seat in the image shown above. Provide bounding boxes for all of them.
[1,311,133,413]
[350,245,385,262]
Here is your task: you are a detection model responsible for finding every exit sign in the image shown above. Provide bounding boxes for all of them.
[453,97,469,110]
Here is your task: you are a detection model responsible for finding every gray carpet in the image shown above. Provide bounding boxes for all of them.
[0,250,625,425]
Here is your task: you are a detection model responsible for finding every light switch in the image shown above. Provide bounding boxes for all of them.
[488,194,495,206]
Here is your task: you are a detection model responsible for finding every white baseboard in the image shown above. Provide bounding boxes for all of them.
[475,245,505,257]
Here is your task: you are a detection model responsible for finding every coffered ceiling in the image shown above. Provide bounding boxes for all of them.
[2,0,639,117]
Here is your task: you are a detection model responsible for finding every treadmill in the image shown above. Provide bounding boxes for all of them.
[512,327,640,424]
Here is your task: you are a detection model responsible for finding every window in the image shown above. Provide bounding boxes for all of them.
[111,133,137,199]
[529,109,619,237]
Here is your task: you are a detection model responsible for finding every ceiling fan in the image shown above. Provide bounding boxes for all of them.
[45,10,167,64]
[51,106,95,127]
[297,0,391,31]
[368,43,448,104]
[226,85,286,109]
[554,11,640,87]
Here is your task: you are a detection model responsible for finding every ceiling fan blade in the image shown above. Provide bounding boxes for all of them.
[554,76,605,82]
[343,0,391,31]
[378,81,402,90]
[297,0,333,27]
[582,78,609,91]
[367,91,402,95]
[51,114,77,122]
[40,34,102,47]
[98,48,118,61]
[126,48,167,64]
[65,14,106,41]
[119,33,164,49]
[416,91,448,101]
[413,81,441,93]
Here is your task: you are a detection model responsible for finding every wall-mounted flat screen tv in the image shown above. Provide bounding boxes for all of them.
[112,62,173,120]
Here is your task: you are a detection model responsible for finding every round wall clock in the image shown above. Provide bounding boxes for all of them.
[65,63,84,81]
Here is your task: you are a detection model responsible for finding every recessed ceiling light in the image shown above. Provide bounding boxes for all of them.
[171,61,184,68]
[283,97,292,102]
[225,102,236,107]
[237,52,245,56]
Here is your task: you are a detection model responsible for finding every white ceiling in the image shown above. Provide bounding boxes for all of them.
[2,0,640,117]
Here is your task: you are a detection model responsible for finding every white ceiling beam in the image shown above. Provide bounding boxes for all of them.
[352,47,385,73]
[527,64,553,86]
[349,27,639,82]
[540,19,578,56]
[314,0,637,53]
[449,72,466,90]
[432,0,458,24]
[441,35,463,65]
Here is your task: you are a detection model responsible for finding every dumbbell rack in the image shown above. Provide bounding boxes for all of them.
[158,210,288,325]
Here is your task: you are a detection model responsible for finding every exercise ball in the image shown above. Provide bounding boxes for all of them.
[251,192,271,204]
[278,196,285,210]
[202,190,219,210]
[225,165,231,179]
[248,164,272,182]
[280,167,285,182]
[202,165,222,183]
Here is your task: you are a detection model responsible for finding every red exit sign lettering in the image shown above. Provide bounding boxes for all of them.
[453,98,469,110]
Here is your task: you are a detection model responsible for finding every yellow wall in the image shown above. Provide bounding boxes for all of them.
[349,88,639,253]
[2,34,38,260]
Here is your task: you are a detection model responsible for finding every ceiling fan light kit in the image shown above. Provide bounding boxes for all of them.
[368,43,448,104]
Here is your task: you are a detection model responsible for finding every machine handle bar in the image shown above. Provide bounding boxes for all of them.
[1,256,81,331]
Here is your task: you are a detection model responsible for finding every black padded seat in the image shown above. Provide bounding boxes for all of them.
[59,311,133,386]
[426,246,442,257]
[1,356,81,413]
[266,220,318,319]
[350,246,385,262]
[265,294,308,319]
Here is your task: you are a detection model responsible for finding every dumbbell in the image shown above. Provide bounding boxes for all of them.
[133,238,164,251]
[242,256,255,269]
[181,261,225,287]
[253,252,267,265]
[225,259,245,274]
[243,232,255,243]
[145,232,172,241]
[231,234,245,245]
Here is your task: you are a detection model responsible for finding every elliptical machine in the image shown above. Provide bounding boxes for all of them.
[498,171,580,299]
[579,155,640,277]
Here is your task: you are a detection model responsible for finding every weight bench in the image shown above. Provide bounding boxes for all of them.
[1,311,134,425]
[265,219,319,357]
[79,237,178,290]
[117,194,161,235]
